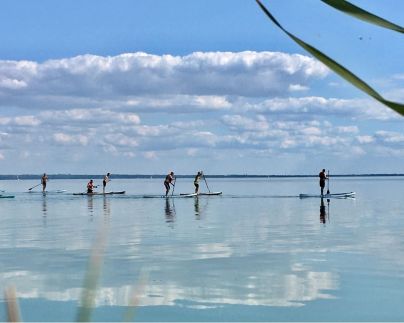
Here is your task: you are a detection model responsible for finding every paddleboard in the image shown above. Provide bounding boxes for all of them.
[142,193,197,198]
[180,192,222,196]
[197,192,222,196]
[73,191,126,196]
[27,190,67,194]
[0,195,15,198]
[299,192,355,199]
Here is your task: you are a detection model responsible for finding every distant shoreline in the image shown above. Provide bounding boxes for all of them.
[1,173,404,180]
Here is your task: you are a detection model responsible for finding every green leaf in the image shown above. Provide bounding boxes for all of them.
[321,0,404,34]
[255,0,404,116]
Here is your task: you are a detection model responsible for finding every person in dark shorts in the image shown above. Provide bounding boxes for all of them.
[103,173,110,193]
[164,172,175,196]
[41,173,48,192]
[194,171,203,194]
[319,169,328,196]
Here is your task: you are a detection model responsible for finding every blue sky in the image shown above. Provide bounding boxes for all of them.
[0,0,403,174]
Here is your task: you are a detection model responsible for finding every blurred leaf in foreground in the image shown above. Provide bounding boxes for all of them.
[321,0,404,33]
[255,0,404,116]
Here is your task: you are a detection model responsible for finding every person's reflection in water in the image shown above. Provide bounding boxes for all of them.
[42,193,47,217]
[103,196,111,223]
[194,196,200,220]
[164,197,176,226]
[320,197,330,224]
[87,195,94,218]
[42,194,48,226]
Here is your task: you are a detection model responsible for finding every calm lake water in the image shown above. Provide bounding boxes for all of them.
[1,177,404,321]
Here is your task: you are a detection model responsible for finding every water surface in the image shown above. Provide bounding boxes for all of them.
[1,177,404,321]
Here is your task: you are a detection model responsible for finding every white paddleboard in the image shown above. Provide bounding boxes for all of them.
[180,192,222,196]
[73,191,125,196]
[142,193,197,198]
[299,192,355,199]
[198,192,222,196]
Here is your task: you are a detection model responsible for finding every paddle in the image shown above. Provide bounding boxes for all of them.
[28,183,41,191]
[203,173,211,193]
[327,170,330,195]
[171,179,176,196]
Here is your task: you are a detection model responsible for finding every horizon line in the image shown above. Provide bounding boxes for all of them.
[1,173,404,180]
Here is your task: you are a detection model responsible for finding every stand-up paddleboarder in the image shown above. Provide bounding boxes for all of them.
[103,173,111,193]
[41,173,48,192]
[164,171,175,196]
[194,171,203,194]
[319,169,328,196]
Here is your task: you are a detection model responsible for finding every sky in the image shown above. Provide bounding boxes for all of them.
[0,0,404,175]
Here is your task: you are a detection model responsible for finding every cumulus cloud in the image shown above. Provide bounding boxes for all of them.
[0,51,403,171]
[247,96,398,121]
[221,115,269,132]
[53,133,89,146]
[337,126,359,134]
[0,51,328,112]
[356,135,374,144]
[14,116,41,126]
[288,84,309,92]
[375,131,404,145]
[40,109,140,126]
[0,115,41,126]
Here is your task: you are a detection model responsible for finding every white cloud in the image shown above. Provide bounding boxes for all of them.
[337,126,359,134]
[375,131,404,144]
[14,116,41,126]
[221,115,269,132]
[40,109,140,126]
[0,118,11,125]
[249,97,398,120]
[1,51,404,172]
[0,51,328,112]
[53,133,88,146]
[0,78,27,89]
[143,151,157,159]
[0,116,41,126]
[356,135,374,144]
[300,127,322,136]
[288,84,309,92]
[102,133,138,148]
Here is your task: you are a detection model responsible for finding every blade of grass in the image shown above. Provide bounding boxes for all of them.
[321,0,404,33]
[76,224,108,322]
[122,270,149,322]
[255,0,404,116]
[4,286,21,322]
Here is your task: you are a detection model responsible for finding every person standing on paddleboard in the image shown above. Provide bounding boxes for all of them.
[87,180,95,194]
[164,171,175,196]
[103,173,111,193]
[41,173,48,192]
[194,171,203,194]
[319,169,328,196]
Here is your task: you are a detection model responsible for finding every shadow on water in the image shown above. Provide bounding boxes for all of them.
[41,193,47,217]
[194,196,200,218]
[102,196,111,218]
[320,197,330,224]
[41,193,47,226]
[164,197,176,226]
[193,196,210,220]
[103,196,111,223]
[87,195,94,218]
